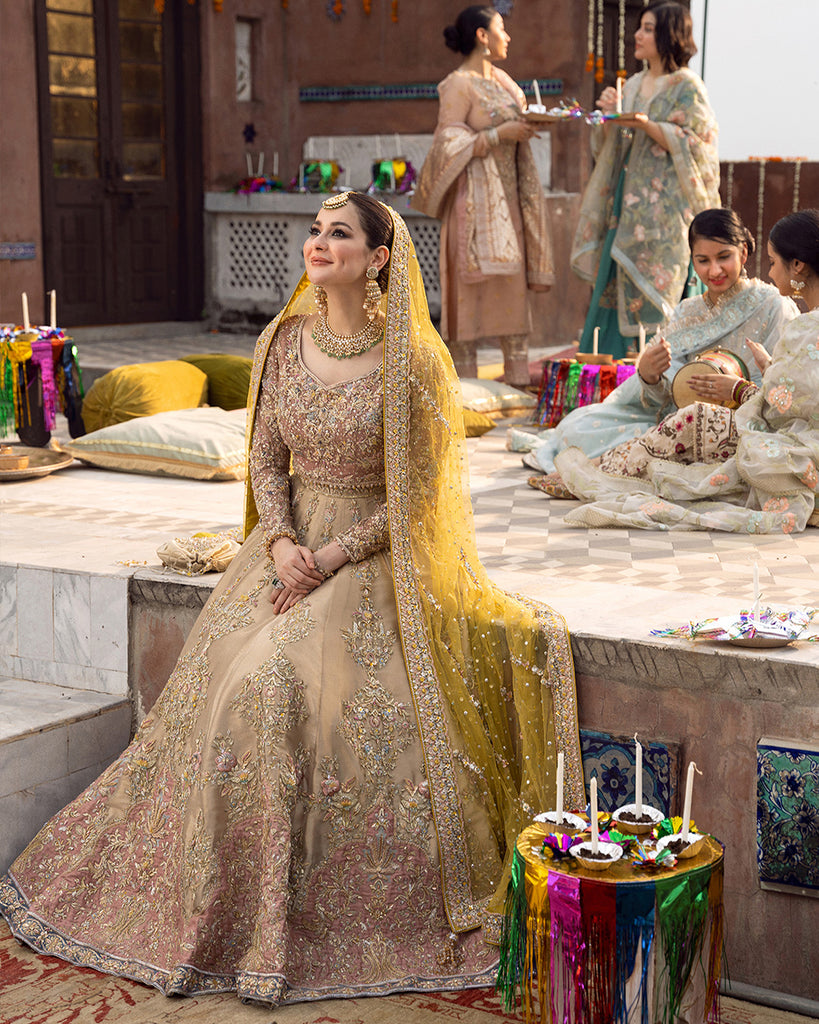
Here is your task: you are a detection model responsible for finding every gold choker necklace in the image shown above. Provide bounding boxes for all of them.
[312,315,384,359]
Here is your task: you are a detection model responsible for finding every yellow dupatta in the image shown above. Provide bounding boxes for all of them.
[243,201,582,933]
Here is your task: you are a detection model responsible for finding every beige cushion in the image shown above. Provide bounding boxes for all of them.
[459,378,536,417]
[61,407,247,480]
[81,360,208,433]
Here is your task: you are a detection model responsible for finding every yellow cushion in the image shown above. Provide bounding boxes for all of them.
[61,407,247,480]
[81,360,208,433]
[462,408,496,437]
[180,353,253,411]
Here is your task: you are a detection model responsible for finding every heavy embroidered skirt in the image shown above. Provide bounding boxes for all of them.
[0,481,498,1004]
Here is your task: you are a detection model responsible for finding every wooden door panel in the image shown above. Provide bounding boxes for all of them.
[37,0,200,326]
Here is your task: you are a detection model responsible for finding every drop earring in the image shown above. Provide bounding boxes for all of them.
[791,278,806,298]
[314,285,328,315]
[363,267,382,322]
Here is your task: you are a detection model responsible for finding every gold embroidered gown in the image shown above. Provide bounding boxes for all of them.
[0,207,582,1006]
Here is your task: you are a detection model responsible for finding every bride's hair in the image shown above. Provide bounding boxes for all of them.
[346,192,394,291]
[769,210,819,278]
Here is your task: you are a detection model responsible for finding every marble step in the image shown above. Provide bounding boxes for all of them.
[0,677,131,873]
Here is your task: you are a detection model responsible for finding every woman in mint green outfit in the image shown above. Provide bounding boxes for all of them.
[573,1,719,357]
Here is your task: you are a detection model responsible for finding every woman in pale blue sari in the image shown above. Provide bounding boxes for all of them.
[517,209,797,475]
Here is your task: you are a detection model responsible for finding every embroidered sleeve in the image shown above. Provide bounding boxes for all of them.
[249,339,298,547]
[335,504,389,562]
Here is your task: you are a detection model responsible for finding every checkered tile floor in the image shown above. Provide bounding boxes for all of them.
[470,423,819,608]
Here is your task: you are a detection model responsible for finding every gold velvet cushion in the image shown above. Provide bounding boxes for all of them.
[459,378,536,417]
[81,360,208,433]
[61,407,247,480]
[180,353,253,411]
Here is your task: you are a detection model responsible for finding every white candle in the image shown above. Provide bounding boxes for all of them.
[753,562,760,625]
[328,137,334,160]
[394,132,400,155]
[532,78,542,107]
[390,163,396,191]
[638,323,646,354]
[681,761,698,839]
[616,76,623,114]
[592,326,600,356]
[22,292,29,330]
[299,163,305,190]
[245,152,252,176]
[634,735,643,815]
[308,138,314,160]
[590,777,599,854]
[344,164,350,188]
[273,151,279,177]
[49,289,56,330]
[257,151,264,176]
[555,751,564,823]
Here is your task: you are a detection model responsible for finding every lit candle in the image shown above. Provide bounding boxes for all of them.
[616,76,623,114]
[555,751,564,823]
[753,562,760,625]
[245,152,252,176]
[592,326,600,356]
[681,761,699,839]
[634,734,643,815]
[638,323,646,354]
[273,151,279,177]
[257,151,264,176]
[50,289,56,330]
[590,776,599,854]
[532,78,542,108]
[22,292,30,330]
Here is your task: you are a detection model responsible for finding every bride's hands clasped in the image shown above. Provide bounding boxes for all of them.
[268,537,348,614]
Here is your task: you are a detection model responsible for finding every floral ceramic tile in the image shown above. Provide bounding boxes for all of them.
[757,738,819,896]
[580,729,678,815]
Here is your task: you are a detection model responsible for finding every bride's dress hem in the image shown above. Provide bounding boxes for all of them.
[1,873,497,1005]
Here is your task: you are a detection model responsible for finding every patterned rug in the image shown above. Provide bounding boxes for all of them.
[1,921,813,1024]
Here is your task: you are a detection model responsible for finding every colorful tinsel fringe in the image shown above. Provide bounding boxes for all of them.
[497,844,724,1024]
[534,359,636,428]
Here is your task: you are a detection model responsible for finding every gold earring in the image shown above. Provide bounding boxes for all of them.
[791,278,806,298]
[363,267,381,321]
[314,285,328,315]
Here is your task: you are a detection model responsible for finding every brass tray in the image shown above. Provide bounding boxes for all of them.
[0,445,74,482]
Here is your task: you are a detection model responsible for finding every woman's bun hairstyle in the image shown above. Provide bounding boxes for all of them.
[444,5,496,55]
[769,210,819,278]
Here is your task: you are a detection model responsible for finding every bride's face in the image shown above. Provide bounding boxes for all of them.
[304,204,375,289]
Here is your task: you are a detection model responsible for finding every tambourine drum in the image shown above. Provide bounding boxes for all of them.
[671,348,750,408]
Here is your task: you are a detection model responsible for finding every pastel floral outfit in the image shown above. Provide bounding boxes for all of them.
[573,68,719,356]
[555,310,819,534]
[0,208,582,1005]
[517,279,796,473]
[412,67,554,380]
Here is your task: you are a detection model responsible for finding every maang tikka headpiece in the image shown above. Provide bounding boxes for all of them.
[322,192,350,209]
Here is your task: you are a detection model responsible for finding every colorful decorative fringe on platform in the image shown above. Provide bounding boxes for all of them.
[0,326,85,443]
[497,828,725,1024]
[533,360,636,427]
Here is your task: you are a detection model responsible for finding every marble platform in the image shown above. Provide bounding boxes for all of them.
[1,380,818,1001]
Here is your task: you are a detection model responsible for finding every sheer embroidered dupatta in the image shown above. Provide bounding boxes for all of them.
[243,205,582,933]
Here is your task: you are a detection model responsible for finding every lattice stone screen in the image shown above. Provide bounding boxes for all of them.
[206,193,441,320]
